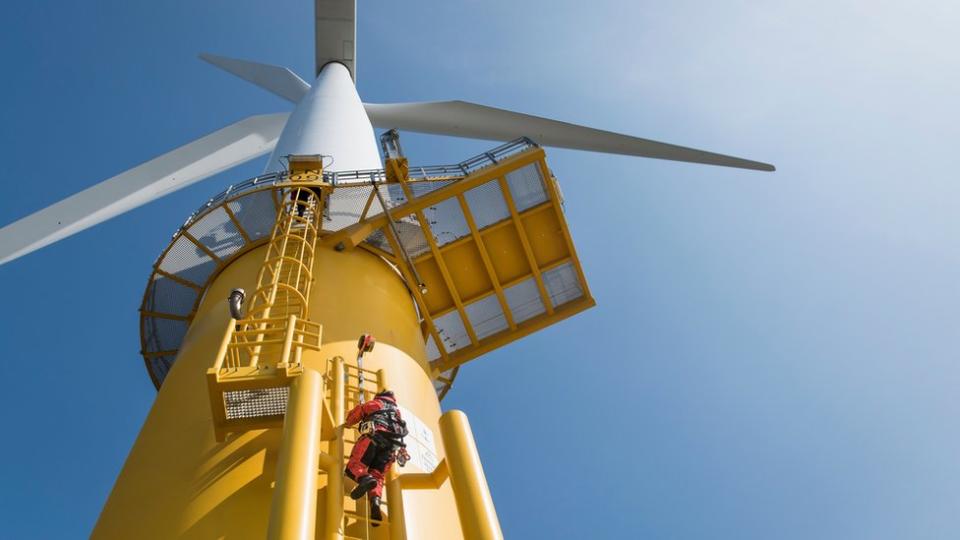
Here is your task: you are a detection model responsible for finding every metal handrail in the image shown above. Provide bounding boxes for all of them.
[180,137,538,231]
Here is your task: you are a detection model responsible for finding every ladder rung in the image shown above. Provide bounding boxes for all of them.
[344,512,389,526]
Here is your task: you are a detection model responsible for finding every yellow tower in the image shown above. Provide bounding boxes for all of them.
[93,138,594,539]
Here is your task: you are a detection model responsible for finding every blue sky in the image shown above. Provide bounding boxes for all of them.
[1,1,959,538]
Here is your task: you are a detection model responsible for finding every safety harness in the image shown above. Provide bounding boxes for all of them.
[359,399,409,442]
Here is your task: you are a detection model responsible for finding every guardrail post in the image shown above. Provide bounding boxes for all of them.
[323,357,346,540]
[213,317,236,372]
[268,369,325,540]
[439,410,503,540]
[280,315,297,365]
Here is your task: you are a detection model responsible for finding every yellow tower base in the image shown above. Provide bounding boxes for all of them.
[94,244,492,539]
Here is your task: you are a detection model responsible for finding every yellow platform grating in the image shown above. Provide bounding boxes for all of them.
[325,141,595,394]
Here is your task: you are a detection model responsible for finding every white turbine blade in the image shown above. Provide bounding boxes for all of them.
[0,113,289,266]
[200,53,310,104]
[315,0,357,79]
[364,100,775,172]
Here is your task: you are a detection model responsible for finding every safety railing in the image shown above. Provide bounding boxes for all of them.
[180,137,538,230]
[212,315,323,373]
[206,314,323,441]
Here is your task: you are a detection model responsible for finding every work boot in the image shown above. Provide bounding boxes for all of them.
[350,475,377,500]
[369,496,383,527]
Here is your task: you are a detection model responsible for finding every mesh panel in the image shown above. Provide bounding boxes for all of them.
[360,180,460,257]
[505,163,547,211]
[363,181,458,216]
[228,190,277,242]
[325,184,373,232]
[150,356,174,381]
[464,294,508,340]
[410,179,457,198]
[364,229,393,255]
[142,317,188,355]
[504,278,546,324]
[395,218,430,259]
[224,387,290,420]
[159,235,216,285]
[360,185,388,219]
[145,275,198,316]
[433,310,470,353]
[464,181,510,229]
[363,184,407,217]
[425,197,470,248]
[543,263,583,306]
[189,207,245,260]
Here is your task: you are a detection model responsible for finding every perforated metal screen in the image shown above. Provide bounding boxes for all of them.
[223,387,289,420]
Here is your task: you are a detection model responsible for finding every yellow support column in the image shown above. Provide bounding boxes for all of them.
[386,476,407,540]
[439,410,504,540]
[268,369,325,540]
[324,357,346,540]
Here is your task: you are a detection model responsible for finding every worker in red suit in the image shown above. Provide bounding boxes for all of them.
[344,389,410,526]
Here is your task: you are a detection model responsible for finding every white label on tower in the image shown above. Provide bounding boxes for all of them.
[396,405,440,472]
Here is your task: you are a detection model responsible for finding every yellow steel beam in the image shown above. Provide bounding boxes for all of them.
[540,161,593,301]
[182,230,224,264]
[413,209,479,346]
[407,202,554,267]
[396,459,449,490]
[358,187,378,221]
[436,367,460,400]
[222,203,253,245]
[382,221,450,367]
[154,268,203,290]
[498,176,553,315]
[456,194,516,331]
[430,296,595,374]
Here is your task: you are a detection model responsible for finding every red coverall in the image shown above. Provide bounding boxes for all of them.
[344,395,404,499]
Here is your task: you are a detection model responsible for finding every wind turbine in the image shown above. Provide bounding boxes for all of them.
[0,6,771,268]
[0,2,773,539]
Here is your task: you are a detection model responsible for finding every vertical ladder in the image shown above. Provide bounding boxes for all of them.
[322,356,391,539]
[240,160,326,366]
[205,158,329,440]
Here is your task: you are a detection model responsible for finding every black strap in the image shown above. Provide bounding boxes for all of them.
[367,400,408,438]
